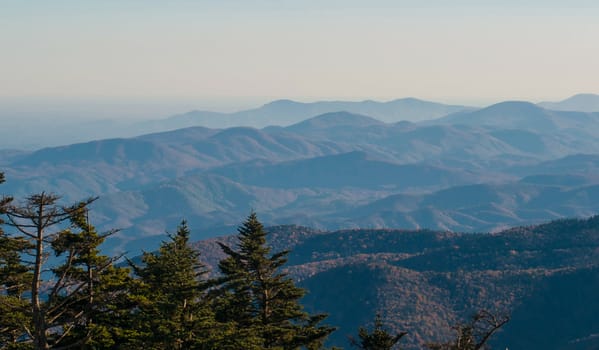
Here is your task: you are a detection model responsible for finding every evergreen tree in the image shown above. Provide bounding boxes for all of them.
[0,173,34,349]
[50,207,132,349]
[129,220,216,349]
[350,314,407,350]
[1,192,122,349]
[0,233,33,350]
[215,212,335,349]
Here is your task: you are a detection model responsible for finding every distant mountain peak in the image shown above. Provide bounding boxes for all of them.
[286,111,385,131]
[308,110,383,122]
[263,99,299,106]
[464,100,549,119]
[484,100,541,110]
[435,100,558,130]
[569,93,599,98]
[538,93,599,112]
[389,97,425,103]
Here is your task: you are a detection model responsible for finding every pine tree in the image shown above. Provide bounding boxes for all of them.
[215,212,335,349]
[129,220,216,349]
[350,314,407,350]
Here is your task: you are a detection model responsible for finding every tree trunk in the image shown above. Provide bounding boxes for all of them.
[32,199,48,350]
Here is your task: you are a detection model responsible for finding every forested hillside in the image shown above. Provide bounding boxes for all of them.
[195,216,599,349]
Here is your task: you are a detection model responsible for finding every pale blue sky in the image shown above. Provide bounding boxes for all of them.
[1,1,599,115]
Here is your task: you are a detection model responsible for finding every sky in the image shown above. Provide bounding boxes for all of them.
[1,0,599,117]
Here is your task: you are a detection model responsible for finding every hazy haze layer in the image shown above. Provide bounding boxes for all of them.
[2,0,598,109]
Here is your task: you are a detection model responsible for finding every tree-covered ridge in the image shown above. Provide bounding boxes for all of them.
[193,216,599,349]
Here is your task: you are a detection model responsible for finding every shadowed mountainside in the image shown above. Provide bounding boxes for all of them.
[192,216,599,349]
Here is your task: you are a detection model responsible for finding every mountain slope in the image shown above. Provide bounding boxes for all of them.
[1,126,353,201]
[329,181,599,232]
[494,267,599,349]
[209,151,477,190]
[192,216,599,349]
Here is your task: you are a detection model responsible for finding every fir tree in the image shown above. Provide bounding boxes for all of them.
[215,212,335,349]
[350,314,407,350]
[129,220,216,349]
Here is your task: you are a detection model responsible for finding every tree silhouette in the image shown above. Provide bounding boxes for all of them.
[350,313,407,350]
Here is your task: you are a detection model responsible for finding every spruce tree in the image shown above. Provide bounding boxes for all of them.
[350,314,407,350]
[129,220,216,349]
[215,212,335,349]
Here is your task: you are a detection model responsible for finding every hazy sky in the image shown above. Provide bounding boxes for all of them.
[2,0,599,115]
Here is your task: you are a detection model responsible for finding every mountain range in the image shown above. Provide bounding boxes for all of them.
[3,96,599,254]
[2,94,598,150]
[154,98,471,130]
[0,97,471,150]
[3,94,599,348]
